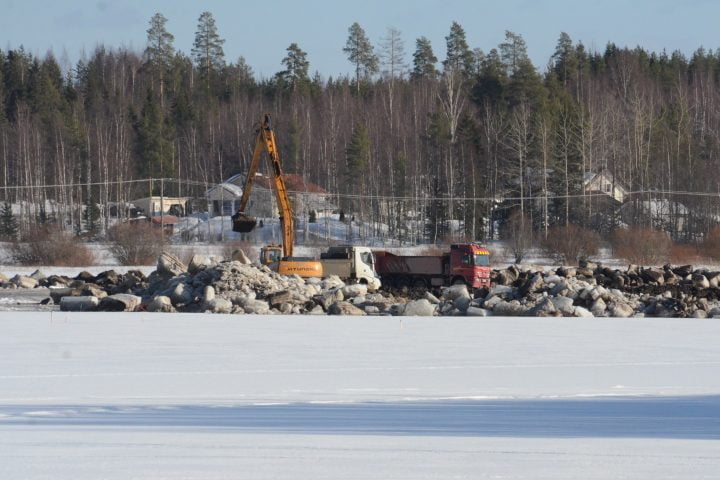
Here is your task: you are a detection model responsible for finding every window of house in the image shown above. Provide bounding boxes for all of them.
[605,183,612,193]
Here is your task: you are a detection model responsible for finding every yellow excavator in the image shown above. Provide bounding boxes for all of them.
[231,114,323,278]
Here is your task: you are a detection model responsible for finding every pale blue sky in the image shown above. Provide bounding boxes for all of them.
[2,0,718,78]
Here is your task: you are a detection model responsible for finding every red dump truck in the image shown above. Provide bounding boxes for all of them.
[374,243,491,290]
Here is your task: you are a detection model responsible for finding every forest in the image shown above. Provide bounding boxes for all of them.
[2,11,720,245]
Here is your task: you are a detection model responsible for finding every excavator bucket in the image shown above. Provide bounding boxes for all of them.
[231,212,257,233]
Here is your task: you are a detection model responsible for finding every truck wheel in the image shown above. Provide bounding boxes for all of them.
[452,277,466,286]
[413,278,427,290]
[397,276,411,289]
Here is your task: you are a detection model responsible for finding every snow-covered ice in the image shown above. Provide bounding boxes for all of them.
[1,313,719,478]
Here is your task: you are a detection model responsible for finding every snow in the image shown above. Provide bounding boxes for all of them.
[1,313,719,478]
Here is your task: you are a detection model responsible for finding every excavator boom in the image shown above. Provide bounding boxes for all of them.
[232,114,298,259]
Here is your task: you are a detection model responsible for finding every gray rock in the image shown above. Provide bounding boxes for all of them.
[147,295,175,313]
[484,295,502,310]
[203,285,215,303]
[487,284,514,298]
[11,275,38,289]
[206,297,233,314]
[573,306,594,317]
[316,288,344,310]
[328,301,366,316]
[341,284,368,299]
[49,287,82,303]
[157,252,186,277]
[29,269,46,281]
[692,310,708,318]
[364,305,380,315]
[520,273,544,295]
[402,299,436,316]
[99,294,141,312]
[188,254,215,274]
[60,296,99,312]
[453,296,471,313]
[465,306,490,316]
[527,297,557,316]
[308,305,325,315]
[243,299,270,314]
[492,300,527,316]
[442,284,471,301]
[591,297,607,316]
[609,302,635,318]
[81,283,107,299]
[551,296,575,315]
[424,292,441,304]
[231,248,252,265]
[693,274,710,289]
[170,282,193,306]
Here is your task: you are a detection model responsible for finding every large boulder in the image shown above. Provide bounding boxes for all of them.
[442,284,471,301]
[157,252,186,277]
[550,296,575,316]
[341,284,368,299]
[170,282,193,306]
[98,294,142,312]
[60,296,99,312]
[205,297,233,314]
[188,254,216,274]
[243,299,270,314]
[520,273,544,296]
[491,300,527,317]
[402,299,436,316]
[11,275,38,289]
[527,297,557,317]
[693,274,710,289]
[465,306,490,316]
[231,248,252,265]
[49,287,82,304]
[328,301,366,316]
[146,296,175,313]
[609,301,635,318]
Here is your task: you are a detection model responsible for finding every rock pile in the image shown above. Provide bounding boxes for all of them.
[7,252,720,317]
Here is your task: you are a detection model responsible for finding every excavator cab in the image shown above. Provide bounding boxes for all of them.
[260,245,282,265]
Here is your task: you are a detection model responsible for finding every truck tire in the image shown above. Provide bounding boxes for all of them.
[452,276,466,286]
[413,278,427,289]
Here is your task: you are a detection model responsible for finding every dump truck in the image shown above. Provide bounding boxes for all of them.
[374,243,491,290]
[320,245,382,291]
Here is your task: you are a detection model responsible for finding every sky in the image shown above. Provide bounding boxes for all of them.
[2,0,719,78]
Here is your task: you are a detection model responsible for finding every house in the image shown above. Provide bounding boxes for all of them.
[583,171,628,204]
[132,196,191,217]
[208,172,336,218]
[619,198,689,233]
[206,175,275,218]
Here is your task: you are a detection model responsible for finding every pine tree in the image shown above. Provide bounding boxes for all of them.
[343,22,379,93]
[144,12,175,106]
[192,11,225,91]
[135,89,175,182]
[0,202,18,240]
[277,43,310,92]
[499,30,530,76]
[345,123,371,196]
[443,21,474,75]
[411,36,438,80]
[379,27,406,79]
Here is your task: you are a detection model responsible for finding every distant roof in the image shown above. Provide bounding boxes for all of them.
[229,172,328,194]
[150,215,179,225]
[206,182,243,197]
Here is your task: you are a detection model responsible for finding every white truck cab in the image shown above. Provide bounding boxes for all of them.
[320,245,382,291]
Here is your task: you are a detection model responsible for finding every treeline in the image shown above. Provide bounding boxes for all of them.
[3,11,720,242]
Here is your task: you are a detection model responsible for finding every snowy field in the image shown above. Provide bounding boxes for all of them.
[1,313,719,479]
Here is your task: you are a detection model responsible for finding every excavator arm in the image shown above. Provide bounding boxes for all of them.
[232,114,295,258]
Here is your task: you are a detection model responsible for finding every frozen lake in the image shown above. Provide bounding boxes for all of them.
[1,313,719,478]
